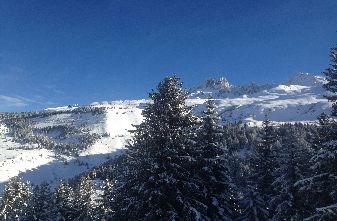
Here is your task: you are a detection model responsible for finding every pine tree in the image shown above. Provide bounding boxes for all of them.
[97,179,115,220]
[272,127,312,220]
[246,117,277,219]
[0,177,31,221]
[195,96,233,220]
[55,181,75,221]
[296,46,337,220]
[299,125,337,221]
[238,186,269,221]
[27,182,57,221]
[112,76,203,220]
[323,46,337,117]
[72,176,95,220]
[312,113,332,152]
[250,117,277,192]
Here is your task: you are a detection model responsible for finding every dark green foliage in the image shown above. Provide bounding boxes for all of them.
[245,117,277,219]
[272,126,313,220]
[297,120,337,220]
[312,113,333,151]
[27,182,57,221]
[249,117,277,195]
[238,187,269,221]
[72,176,95,220]
[299,122,337,220]
[55,181,75,220]
[294,46,337,220]
[98,179,115,220]
[0,177,31,221]
[195,97,233,220]
[323,46,337,117]
[112,76,202,220]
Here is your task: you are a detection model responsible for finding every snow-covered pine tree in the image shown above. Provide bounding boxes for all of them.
[245,116,277,219]
[272,126,312,220]
[251,117,277,194]
[324,46,337,117]
[26,182,57,220]
[0,177,31,221]
[237,186,269,221]
[72,176,95,220]
[195,96,233,220]
[312,113,333,152]
[55,181,75,221]
[112,76,204,220]
[297,46,337,221]
[97,179,115,220]
[323,46,337,146]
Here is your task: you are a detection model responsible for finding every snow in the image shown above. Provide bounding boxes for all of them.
[80,100,144,155]
[270,84,310,93]
[44,106,78,112]
[189,73,330,125]
[286,72,327,86]
[0,73,332,193]
[0,100,148,193]
[0,134,54,184]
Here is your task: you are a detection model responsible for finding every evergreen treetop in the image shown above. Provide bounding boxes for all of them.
[323,46,337,117]
[195,96,233,220]
[113,76,202,221]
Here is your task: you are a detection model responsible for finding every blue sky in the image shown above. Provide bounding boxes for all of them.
[0,0,337,111]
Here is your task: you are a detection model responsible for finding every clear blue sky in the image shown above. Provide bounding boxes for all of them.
[0,0,337,111]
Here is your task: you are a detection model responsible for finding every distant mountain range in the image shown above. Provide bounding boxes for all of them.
[188,72,330,125]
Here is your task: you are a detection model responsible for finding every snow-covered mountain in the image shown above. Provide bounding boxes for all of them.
[0,73,331,193]
[189,73,330,125]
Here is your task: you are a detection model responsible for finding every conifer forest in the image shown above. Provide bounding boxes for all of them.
[0,46,336,221]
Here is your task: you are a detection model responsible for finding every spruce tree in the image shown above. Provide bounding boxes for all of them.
[238,186,269,221]
[98,179,115,220]
[72,176,95,220]
[27,182,57,220]
[112,76,203,220]
[296,46,337,220]
[246,117,277,219]
[55,181,75,221]
[323,46,337,117]
[195,96,233,220]
[250,117,277,193]
[312,113,332,152]
[272,127,312,220]
[0,177,31,221]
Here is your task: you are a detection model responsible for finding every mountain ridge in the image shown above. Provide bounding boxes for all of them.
[0,72,332,193]
[188,72,325,98]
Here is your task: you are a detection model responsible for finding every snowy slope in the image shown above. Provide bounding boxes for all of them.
[0,73,331,193]
[189,73,330,125]
[0,100,146,192]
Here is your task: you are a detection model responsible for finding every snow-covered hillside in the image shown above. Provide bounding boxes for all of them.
[189,73,330,125]
[0,100,145,192]
[0,73,331,193]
